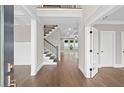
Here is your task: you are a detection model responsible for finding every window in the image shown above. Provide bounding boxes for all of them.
[70,40,74,43]
[75,40,78,43]
[64,40,68,43]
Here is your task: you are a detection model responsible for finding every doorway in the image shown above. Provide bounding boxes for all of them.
[91,29,116,78]
[99,31,115,67]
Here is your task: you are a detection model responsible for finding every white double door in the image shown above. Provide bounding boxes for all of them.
[121,32,124,65]
[100,31,115,67]
[91,30,116,77]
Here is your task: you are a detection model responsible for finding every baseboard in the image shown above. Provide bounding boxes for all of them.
[98,65,102,68]
[78,65,87,78]
[34,62,44,75]
[98,64,124,68]
[113,64,124,68]
[43,62,57,65]
[32,61,57,76]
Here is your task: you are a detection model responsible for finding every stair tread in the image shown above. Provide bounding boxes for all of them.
[50,56,56,59]
[53,58,58,62]
[44,51,49,54]
[46,54,52,56]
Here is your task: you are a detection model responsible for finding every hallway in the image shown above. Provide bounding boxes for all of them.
[15,52,124,87]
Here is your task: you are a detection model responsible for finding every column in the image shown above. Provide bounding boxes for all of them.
[31,19,37,76]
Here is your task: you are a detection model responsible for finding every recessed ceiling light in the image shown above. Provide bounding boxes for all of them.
[68,28,71,31]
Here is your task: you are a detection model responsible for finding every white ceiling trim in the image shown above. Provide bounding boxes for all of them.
[95,20,124,25]
[37,8,82,18]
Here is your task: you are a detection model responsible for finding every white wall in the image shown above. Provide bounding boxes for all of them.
[116,31,122,65]
[14,25,31,42]
[78,15,87,77]
[14,25,31,65]
[36,23,44,69]
[121,31,124,65]
[45,27,61,61]
[14,42,31,65]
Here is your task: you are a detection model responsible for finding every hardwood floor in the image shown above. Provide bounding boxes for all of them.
[14,52,124,87]
[14,65,31,86]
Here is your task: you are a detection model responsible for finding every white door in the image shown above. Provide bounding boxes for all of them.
[91,28,99,78]
[100,31,115,67]
[121,32,124,65]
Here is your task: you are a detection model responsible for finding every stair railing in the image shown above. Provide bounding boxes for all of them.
[44,38,59,62]
[38,5,81,9]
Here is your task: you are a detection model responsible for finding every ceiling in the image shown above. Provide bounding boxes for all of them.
[14,6,31,25]
[94,6,124,31]
[14,5,79,38]
[104,6,124,21]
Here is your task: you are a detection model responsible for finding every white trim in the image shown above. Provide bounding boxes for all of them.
[31,19,37,76]
[78,65,87,78]
[31,61,57,76]
[98,64,124,68]
[113,32,116,67]
[0,6,4,87]
[113,64,124,68]
[96,20,124,25]
[21,6,41,25]
[35,63,44,74]
[98,65,102,68]
[37,8,82,17]
[43,62,57,65]
[85,26,91,78]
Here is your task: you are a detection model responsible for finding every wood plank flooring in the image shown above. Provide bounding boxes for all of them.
[14,52,124,87]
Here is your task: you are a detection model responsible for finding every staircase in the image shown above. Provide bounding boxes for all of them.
[44,25,58,37]
[43,25,59,65]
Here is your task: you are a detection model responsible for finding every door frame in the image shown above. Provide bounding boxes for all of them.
[90,27,99,78]
[99,31,116,68]
[121,31,124,66]
[0,6,4,87]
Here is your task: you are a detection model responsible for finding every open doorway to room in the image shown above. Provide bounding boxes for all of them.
[91,25,124,84]
[89,6,124,79]
[63,38,78,52]
[12,5,85,87]
[90,6,124,80]
[60,25,79,57]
